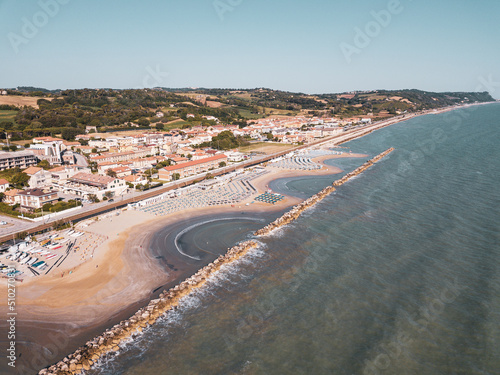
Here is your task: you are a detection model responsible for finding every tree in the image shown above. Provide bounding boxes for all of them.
[219,161,226,168]
[37,160,50,169]
[61,128,80,141]
[9,145,17,151]
[172,173,180,181]
[87,194,99,203]
[11,172,30,188]
[0,193,4,203]
[137,118,150,127]
[91,148,98,154]
[42,203,53,212]
[104,191,114,199]
[0,121,14,131]
[106,169,117,178]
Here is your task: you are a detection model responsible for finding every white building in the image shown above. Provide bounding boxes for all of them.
[23,166,52,189]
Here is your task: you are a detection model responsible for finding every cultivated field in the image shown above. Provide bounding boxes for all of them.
[0,95,53,108]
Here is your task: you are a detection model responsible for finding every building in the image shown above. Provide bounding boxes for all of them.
[110,166,132,178]
[62,172,127,200]
[49,165,90,185]
[18,188,59,211]
[30,137,66,164]
[4,189,22,205]
[23,166,52,188]
[0,150,38,171]
[159,154,227,180]
[122,174,148,187]
[0,179,9,193]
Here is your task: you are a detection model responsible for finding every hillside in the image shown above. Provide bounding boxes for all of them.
[0,87,494,142]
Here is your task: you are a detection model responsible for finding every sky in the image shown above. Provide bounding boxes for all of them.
[1,0,499,97]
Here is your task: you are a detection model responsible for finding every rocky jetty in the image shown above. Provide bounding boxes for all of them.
[39,240,259,375]
[255,148,394,236]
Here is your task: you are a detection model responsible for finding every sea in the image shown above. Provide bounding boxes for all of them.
[87,103,500,375]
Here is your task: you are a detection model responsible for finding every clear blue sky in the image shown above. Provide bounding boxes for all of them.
[1,0,499,97]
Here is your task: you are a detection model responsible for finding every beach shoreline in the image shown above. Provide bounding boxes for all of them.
[0,102,492,373]
[0,150,363,373]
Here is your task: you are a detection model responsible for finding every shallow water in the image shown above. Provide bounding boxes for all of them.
[88,103,500,375]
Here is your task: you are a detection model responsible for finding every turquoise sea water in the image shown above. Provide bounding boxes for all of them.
[89,104,500,375]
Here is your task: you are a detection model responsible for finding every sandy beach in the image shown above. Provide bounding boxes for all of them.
[0,150,367,373]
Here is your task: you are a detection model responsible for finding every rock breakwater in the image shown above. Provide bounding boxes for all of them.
[254,148,394,236]
[39,240,259,375]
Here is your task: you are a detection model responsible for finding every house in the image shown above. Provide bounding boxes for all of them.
[158,154,227,180]
[4,189,22,205]
[0,179,9,193]
[61,149,77,164]
[23,166,52,188]
[64,172,127,200]
[225,150,246,162]
[49,165,90,185]
[122,174,148,186]
[18,188,58,211]
[110,166,132,178]
[0,150,38,171]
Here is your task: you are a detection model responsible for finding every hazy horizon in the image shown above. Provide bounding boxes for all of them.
[1,0,499,98]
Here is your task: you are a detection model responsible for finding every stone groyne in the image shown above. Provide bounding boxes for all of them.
[254,148,394,236]
[39,240,259,375]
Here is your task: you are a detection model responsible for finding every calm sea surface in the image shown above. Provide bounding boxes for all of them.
[89,104,500,375]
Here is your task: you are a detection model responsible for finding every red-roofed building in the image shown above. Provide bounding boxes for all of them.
[0,178,9,193]
[122,174,148,186]
[110,166,132,178]
[63,172,127,200]
[24,166,52,188]
[159,154,227,180]
[18,188,58,211]
[4,189,22,205]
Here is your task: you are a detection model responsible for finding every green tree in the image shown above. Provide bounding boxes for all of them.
[0,192,5,202]
[137,118,150,127]
[61,127,80,141]
[106,169,117,178]
[219,161,226,168]
[87,194,99,203]
[171,173,180,181]
[37,160,51,169]
[11,172,30,188]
